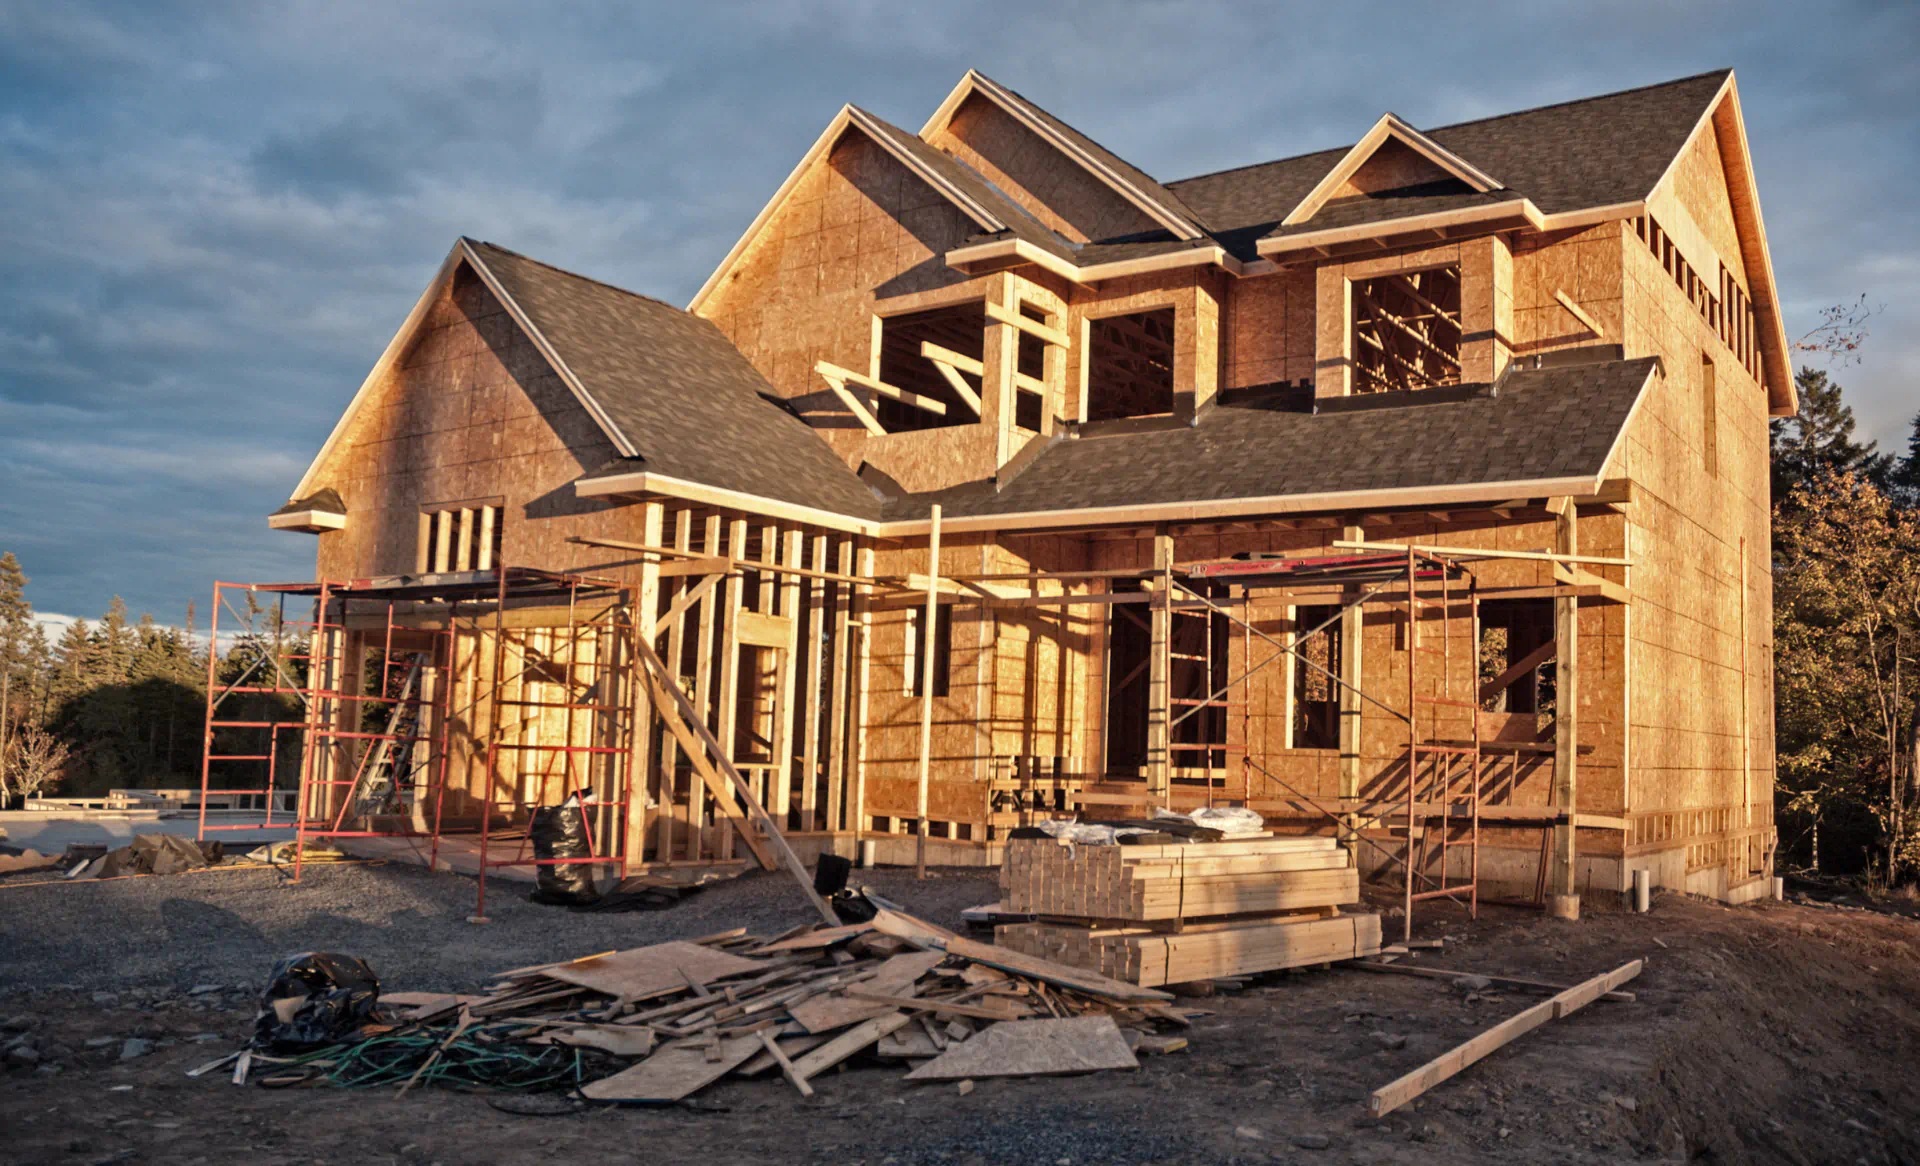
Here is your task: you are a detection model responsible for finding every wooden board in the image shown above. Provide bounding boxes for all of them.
[1368,960,1643,1116]
[754,922,876,953]
[789,951,944,1034]
[580,1034,763,1103]
[542,941,765,1000]
[998,914,1381,986]
[904,1016,1138,1081]
[550,1026,656,1057]
[941,936,1174,1004]
[789,1011,915,1081]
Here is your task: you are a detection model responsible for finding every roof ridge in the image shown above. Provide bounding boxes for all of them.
[1165,68,1731,188]
[465,238,689,317]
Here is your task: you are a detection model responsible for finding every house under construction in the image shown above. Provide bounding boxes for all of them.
[230,68,1791,917]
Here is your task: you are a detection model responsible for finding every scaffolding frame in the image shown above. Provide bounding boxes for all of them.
[1169,549,1482,941]
[197,567,633,918]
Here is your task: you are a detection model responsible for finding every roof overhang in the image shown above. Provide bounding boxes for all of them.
[922,70,1206,241]
[266,508,347,534]
[945,237,1248,283]
[688,105,1009,315]
[1282,113,1505,228]
[573,468,1614,540]
[1257,198,1543,262]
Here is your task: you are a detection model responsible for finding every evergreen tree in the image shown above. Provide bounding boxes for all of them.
[1770,367,1894,503]
[1889,411,1920,509]
[0,552,30,688]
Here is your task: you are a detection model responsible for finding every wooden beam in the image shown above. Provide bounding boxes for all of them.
[655,509,694,864]
[924,353,984,415]
[1477,638,1555,705]
[852,540,875,844]
[817,360,948,416]
[772,529,803,836]
[1147,527,1174,805]
[920,340,984,376]
[1368,961,1642,1116]
[818,370,885,435]
[1553,290,1606,338]
[714,518,748,862]
[1388,272,1462,330]
[984,301,1070,348]
[625,502,665,865]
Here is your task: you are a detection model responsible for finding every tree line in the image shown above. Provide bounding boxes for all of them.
[0,563,301,800]
[1771,366,1920,882]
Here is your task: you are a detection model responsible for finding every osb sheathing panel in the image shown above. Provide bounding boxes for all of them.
[1668,118,1750,291]
[1614,210,1774,838]
[1222,267,1316,389]
[311,274,652,588]
[929,93,1159,245]
[1510,222,1624,358]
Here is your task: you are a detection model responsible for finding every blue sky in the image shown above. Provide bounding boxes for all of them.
[2,1,1915,629]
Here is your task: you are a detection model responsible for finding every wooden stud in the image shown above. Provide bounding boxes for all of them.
[827,538,854,835]
[853,540,875,844]
[801,533,828,832]
[715,517,748,862]
[655,509,693,863]
[1147,526,1173,804]
[773,528,803,830]
[917,505,943,877]
[624,501,664,865]
[1548,498,1579,915]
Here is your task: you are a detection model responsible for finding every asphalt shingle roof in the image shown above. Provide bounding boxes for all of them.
[880,358,1659,522]
[469,241,883,521]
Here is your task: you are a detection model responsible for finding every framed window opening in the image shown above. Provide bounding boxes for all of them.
[417,499,504,574]
[1083,307,1176,422]
[906,602,953,698]
[874,302,988,433]
[1350,265,1462,393]
[1289,604,1344,749]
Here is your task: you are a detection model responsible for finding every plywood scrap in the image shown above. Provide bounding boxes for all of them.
[581,1034,763,1103]
[1369,960,1643,1116]
[542,941,764,1000]
[790,951,943,1033]
[549,1027,656,1057]
[904,1016,1138,1081]
[754,922,875,953]
[789,1012,915,1082]
[737,1032,833,1076]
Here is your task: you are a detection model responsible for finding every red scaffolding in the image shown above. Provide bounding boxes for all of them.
[197,567,635,917]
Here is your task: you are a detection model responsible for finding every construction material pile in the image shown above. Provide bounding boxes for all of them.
[994,820,1383,986]
[207,898,1197,1101]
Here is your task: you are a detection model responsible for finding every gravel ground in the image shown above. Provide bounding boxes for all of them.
[0,859,998,995]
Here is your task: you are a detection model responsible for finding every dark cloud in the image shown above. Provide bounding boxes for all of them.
[1,0,1916,627]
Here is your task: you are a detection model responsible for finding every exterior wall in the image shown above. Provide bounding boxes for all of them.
[1510,221,1624,360]
[1067,267,1228,423]
[1221,267,1316,389]
[1614,132,1778,898]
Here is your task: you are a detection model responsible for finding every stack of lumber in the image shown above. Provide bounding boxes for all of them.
[202,903,1200,1102]
[993,836,1381,987]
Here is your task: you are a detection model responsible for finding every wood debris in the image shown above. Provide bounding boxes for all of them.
[207,903,1194,1103]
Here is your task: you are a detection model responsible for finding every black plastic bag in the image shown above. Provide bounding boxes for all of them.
[252,952,380,1051]
[529,792,599,905]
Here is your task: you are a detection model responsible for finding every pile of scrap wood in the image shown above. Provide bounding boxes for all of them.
[211,900,1199,1101]
[993,833,1382,986]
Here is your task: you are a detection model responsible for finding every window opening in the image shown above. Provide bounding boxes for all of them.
[876,303,986,433]
[1085,308,1175,421]
[418,501,503,574]
[1477,599,1555,716]
[906,602,953,698]
[1292,604,1344,749]
[1350,265,1461,392]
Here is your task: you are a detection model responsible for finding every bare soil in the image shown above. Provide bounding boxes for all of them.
[2,860,1917,1166]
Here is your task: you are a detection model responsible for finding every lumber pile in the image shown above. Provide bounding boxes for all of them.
[205,904,1199,1101]
[993,835,1382,987]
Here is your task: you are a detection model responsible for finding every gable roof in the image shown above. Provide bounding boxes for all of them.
[285,238,879,522]
[878,358,1661,530]
[1169,70,1734,252]
[1280,112,1504,227]
[921,70,1207,240]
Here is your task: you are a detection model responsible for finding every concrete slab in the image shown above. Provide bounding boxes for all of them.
[0,811,296,854]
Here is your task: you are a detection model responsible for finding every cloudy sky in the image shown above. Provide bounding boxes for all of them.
[2,0,1915,629]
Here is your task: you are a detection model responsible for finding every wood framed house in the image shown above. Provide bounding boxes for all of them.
[266,68,1790,909]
